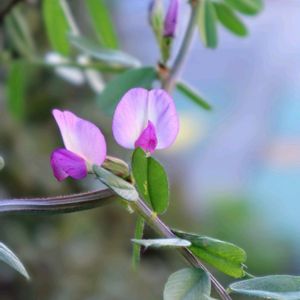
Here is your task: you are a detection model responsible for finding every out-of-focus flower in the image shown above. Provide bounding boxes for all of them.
[163,0,179,37]
[51,109,106,181]
[112,88,179,153]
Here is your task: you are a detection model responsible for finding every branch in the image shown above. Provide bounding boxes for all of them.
[0,189,115,215]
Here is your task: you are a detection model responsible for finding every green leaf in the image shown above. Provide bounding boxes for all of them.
[229,275,300,299]
[132,148,150,203]
[214,2,248,37]
[132,238,191,249]
[176,81,212,110]
[93,165,139,202]
[0,242,29,280]
[164,268,211,300]
[174,230,247,278]
[132,148,169,214]
[0,156,4,171]
[198,0,218,49]
[6,61,27,120]
[132,216,145,269]
[97,67,157,113]
[69,35,140,68]
[224,0,263,15]
[85,0,118,49]
[43,0,70,55]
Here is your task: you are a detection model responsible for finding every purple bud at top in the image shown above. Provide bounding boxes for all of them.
[163,0,179,37]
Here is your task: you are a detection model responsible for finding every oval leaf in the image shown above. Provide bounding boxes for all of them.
[229,275,300,299]
[132,148,169,214]
[93,165,139,202]
[224,0,263,15]
[43,0,70,55]
[214,2,248,37]
[69,35,140,68]
[164,268,211,300]
[0,242,29,280]
[132,238,191,249]
[97,67,157,114]
[174,230,247,278]
[85,0,118,49]
[198,0,218,49]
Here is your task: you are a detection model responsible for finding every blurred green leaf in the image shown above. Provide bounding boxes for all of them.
[214,2,248,37]
[93,165,139,202]
[0,242,29,280]
[97,67,157,113]
[69,35,140,68]
[174,230,247,278]
[176,81,212,110]
[229,275,300,299]
[6,61,27,120]
[164,268,211,300]
[132,216,145,269]
[132,238,191,249]
[0,156,5,171]
[198,0,218,48]
[132,148,169,214]
[224,0,263,15]
[43,0,70,55]
[85,0,118,49]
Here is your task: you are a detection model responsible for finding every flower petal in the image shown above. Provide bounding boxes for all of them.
[164,0,179,37]
[112,88,179,151]
[52,109,106,165]
[112,88,149,149]
[134,120,158,153]
[50,148,87,181]
[147,89,179,149]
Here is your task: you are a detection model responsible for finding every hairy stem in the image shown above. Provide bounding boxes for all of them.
[133,198,232,300]
[163,1,200,92]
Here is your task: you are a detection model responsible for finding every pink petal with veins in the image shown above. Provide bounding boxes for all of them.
[50,148,87,181]
[52,109,106,165]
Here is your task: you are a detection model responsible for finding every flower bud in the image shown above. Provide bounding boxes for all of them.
[149,0,164,41]
[163,0,179,37]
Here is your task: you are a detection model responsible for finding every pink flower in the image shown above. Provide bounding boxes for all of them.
[163,0,179,37]
[50,109,106,181]
[112,88,179,153]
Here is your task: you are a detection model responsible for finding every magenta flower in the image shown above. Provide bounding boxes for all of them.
[163,0,179,37]
[51,109,106,181]
[112,88,179,153]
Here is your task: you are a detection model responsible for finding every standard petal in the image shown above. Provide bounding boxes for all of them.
[50,148,87,181]
[147,89,179,149]
[134,120,158,153]
[52,109,106,165]
[112,88,149,149]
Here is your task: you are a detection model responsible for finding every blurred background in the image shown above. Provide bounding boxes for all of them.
[0,0,300,299]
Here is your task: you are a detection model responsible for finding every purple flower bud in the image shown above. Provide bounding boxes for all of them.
[163,0,179,37]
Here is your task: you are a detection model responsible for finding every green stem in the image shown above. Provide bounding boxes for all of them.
[132,198,232,300]
[163,1,200,92]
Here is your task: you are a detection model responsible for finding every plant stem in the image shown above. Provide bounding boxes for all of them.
[163,1,200,92]
[133,198,232,300]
